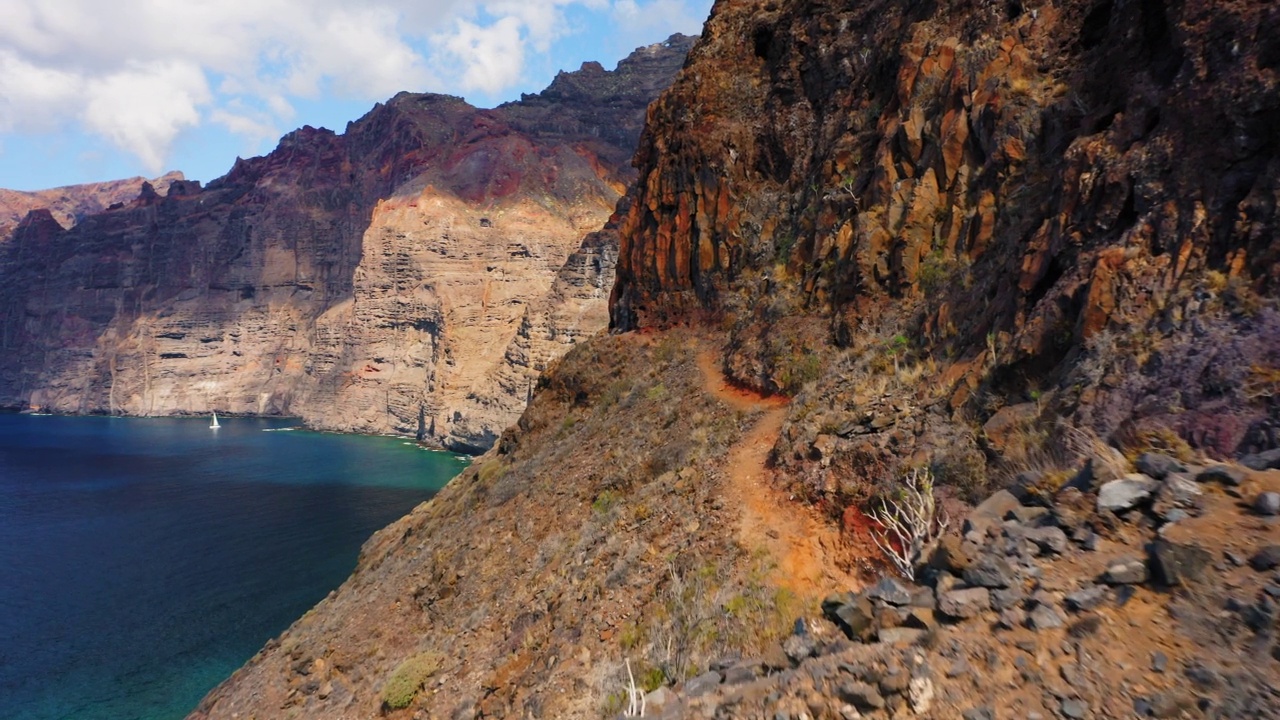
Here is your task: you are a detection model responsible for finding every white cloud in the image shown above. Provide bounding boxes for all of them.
[611,0,707,46]
[81,61,211,172]
[0,0,709,173]
[438,17,527,94]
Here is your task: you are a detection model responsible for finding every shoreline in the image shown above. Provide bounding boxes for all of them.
[1,408,476,461]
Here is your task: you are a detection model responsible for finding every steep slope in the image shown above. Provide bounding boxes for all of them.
[612,0,1280,511]
[0,36,694,452]
[192,1,1280,718]
[0,171,182,240]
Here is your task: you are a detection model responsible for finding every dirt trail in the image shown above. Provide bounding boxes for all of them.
[695,349,855,599]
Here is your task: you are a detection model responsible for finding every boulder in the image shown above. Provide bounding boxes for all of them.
[1250,545,1280,571]
[684,670,721,697]
[825,594,876,641]
[1103,557,1149,585]
[939,587,992,619]
[963,555,1017,588]
[1064,585,1108,612]
[1196,465,1246,486]
[1026,526,1069,555]
[1152,474,1203,520]
[837,681,886,710]
[1254,492,1280,516]
[1241,448,1280,471]
[1006,505,1051,526]
[1097,474,1160,513]
[965,490,1024,535]
[782,633,816,663]
[1135,452,1187,480]
[865,577,913,606]
[1149,540,1212,586]
[927,535,972,574]
[1027,602,1066,630]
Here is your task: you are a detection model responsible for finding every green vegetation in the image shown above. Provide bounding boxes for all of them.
[380,652,443,710]
[592,488,623,515]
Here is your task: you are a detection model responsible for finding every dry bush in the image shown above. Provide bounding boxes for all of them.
[869,468,949,581]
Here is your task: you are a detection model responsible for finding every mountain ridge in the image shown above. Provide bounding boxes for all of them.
[186,1,1280,717]
[0,35,695,453]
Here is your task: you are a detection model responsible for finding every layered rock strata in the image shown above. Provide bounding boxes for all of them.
[0,171,182,240]
[0,36,693,451]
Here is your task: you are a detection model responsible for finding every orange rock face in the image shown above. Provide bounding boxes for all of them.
[610,0,1280,417]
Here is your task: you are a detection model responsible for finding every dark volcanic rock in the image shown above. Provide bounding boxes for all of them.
[1197,465,1247,487]
[1251,546,1280,572]
[1135,453,1186,480]
[1150,540,1212,586]
[963,555,1017,589]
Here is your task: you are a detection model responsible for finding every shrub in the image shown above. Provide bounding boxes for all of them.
[868,467,949,581]
[381,651,443,710]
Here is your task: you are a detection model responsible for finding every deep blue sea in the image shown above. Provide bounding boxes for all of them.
[0,413,468,720]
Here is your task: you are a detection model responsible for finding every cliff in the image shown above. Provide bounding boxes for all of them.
[0,36,694,452]
[0,171,182,239]
[194,1,1280,718]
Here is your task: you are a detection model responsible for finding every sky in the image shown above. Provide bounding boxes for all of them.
[0,0,712,192]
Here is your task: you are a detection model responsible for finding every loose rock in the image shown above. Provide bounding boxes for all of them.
[1065,585,1108,612]
[1196,465,1246,486]
[685,671,721,697]
[865,577,913,606]
[1150,539,1212,586]
[1026,526,1069,555]
[1250,545,1280,571]
[837,681,885,710]
[939,587,992,619]
[1103,557,1149,585]
[1027,603,1066,630]
[1060,697,1088,719]
[1135,452,1186,480]
[1097,474,1159,512]
[963,555,1016,588]
[1241,449,1280,471]
[1254,492,1280,516]
[907,676,934,714]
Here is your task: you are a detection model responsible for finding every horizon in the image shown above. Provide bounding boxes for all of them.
[0,0,710,193]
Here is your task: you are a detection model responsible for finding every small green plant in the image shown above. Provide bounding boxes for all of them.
[646,383,668,401]
[592,489,623,515]
[640,665,666,692]
[381,652,443,710]
[885,334,911,374]
[917,250,949,295]
[775,232,796,262]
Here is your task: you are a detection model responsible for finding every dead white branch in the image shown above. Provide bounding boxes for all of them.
[869,467,949,580]
[623,658,646,718]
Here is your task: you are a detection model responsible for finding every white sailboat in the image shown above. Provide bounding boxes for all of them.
[210,411,221,429]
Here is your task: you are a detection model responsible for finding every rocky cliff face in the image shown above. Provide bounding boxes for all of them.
[0,171,182,240]
[189,2,1280,719]
[612,0,1280,504]
[0,36,693,450]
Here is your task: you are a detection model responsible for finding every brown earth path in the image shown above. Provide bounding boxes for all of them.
[694,347,856,599]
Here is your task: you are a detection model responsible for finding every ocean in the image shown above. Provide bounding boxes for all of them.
[0,413,468,720]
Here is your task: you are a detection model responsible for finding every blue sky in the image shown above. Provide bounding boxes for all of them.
[0,0,711,192]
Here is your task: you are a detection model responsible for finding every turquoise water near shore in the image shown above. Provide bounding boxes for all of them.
[0,413,468,720]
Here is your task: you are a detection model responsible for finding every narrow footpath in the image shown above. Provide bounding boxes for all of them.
[695,348,855,599]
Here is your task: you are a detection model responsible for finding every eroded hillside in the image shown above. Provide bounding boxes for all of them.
[192,0,1280,718]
